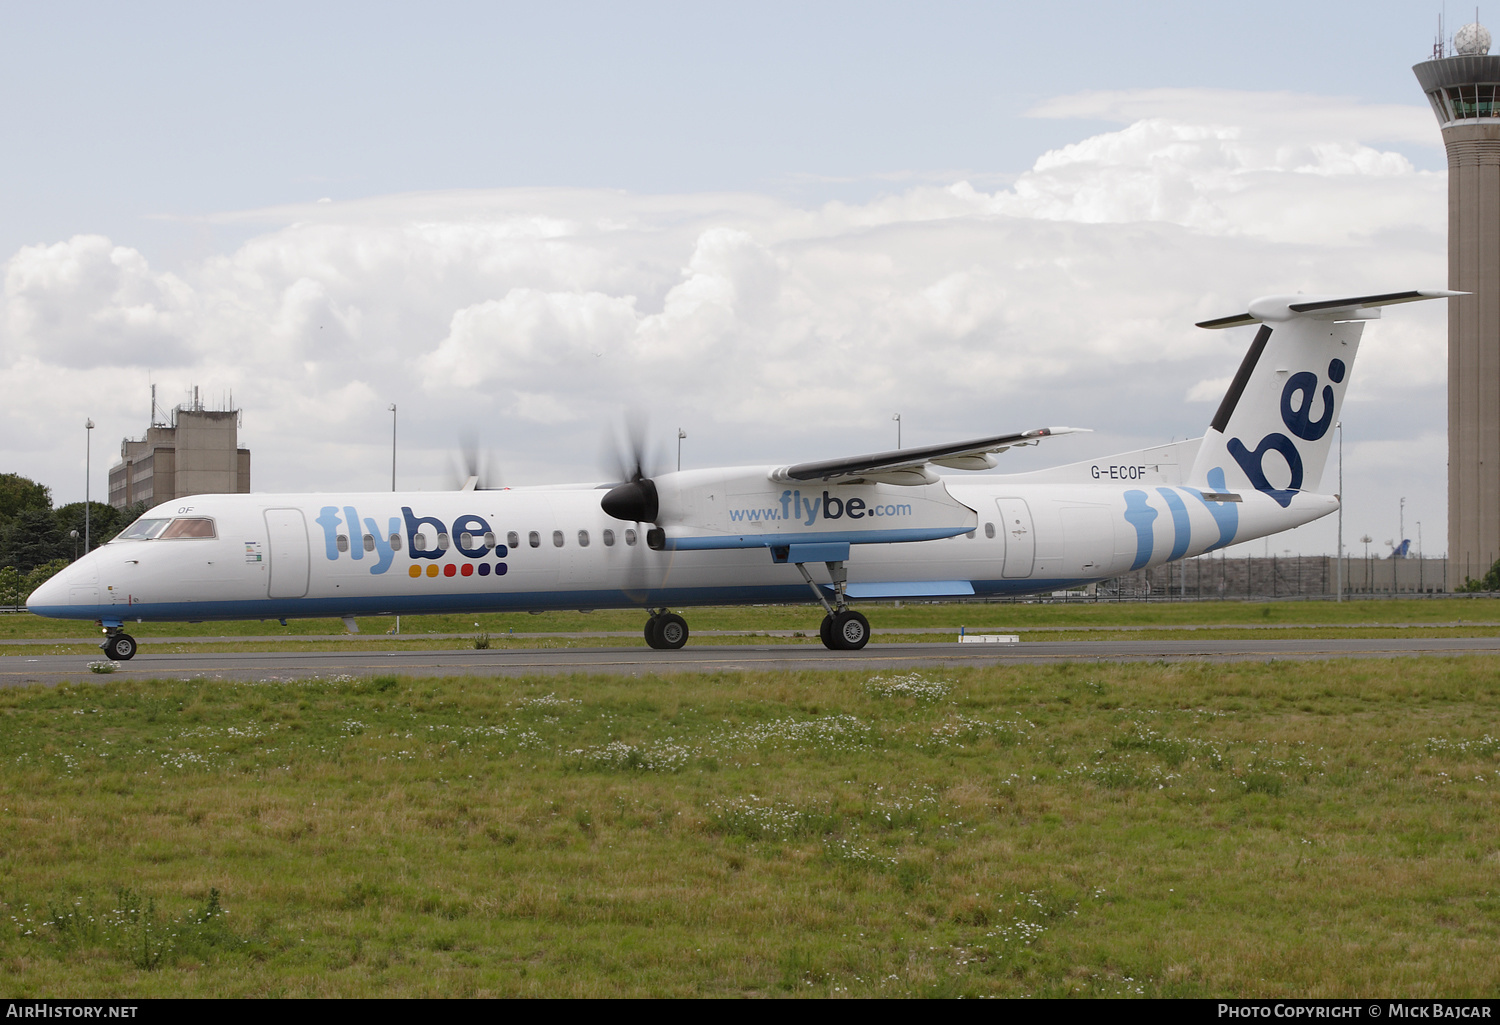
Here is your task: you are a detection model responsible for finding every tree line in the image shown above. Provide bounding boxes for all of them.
[0,472,146,608]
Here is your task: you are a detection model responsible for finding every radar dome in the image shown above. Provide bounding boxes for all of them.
[1455,21,1493,55]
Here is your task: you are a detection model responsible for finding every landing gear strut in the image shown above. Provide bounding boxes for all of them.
[793,558,870,651]
[643,609,689,650]
[101,627,137,661]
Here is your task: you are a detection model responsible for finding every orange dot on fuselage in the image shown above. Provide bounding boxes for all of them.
[426,565,439,577]
[408,566,421,578]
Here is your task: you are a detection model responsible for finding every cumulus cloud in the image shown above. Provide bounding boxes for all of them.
[0,89,1449,554]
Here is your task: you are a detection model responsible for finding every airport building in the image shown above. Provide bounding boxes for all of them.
[1414,20,1500,581]
[108,388,251,510]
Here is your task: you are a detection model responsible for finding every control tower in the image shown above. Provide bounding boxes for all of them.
[1414,20,1500,580]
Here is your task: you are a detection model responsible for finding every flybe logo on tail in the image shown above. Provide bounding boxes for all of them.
[314,506,509,575]
[1226,358,1344,508]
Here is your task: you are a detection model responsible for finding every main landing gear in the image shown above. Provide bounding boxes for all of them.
[793,558,870,651]
[643,609,689,650]
[100,625,138,661]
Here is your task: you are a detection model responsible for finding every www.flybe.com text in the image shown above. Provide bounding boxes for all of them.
[730,491,913,526]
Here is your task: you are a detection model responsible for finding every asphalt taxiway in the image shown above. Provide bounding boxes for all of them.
[5,636,1500,686]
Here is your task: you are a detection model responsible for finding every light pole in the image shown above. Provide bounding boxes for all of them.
[1399,496,1407,554]
[84,419,94,554]
[388,404,397,491]
[677,428,686,472]
[1336,421,1343,602]
[892,413,901,449]
[1360,534,1373,594]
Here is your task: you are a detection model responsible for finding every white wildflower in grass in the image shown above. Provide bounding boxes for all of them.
[572,739,695,773]
[520,693,581,711]
[87,661,119,674]
[1424,734,1500,758]
[864,673,952,701]
[1112,722,1223,769]
[712,715,872,753]
[706,796,840,841]
[823,838,897,867]
[924,714,1033,748]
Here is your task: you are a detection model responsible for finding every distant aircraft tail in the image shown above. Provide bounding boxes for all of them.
[1187,290,1458,506]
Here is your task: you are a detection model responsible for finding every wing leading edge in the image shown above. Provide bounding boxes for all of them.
[773,426,1089,486]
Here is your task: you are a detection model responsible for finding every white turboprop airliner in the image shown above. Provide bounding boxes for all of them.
[29,290,1455,660]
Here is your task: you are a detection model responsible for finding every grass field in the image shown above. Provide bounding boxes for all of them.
[2,657,1498,997]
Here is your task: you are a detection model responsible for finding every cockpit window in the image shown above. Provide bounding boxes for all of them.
[115,518,171,540]
[159,517,217,539]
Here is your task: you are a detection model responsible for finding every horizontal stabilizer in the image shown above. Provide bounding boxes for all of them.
[775,426,1089,485]
[1196,289,1464,329]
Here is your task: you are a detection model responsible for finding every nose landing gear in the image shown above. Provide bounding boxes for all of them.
[643,609,689,650]
[101,628,137,661]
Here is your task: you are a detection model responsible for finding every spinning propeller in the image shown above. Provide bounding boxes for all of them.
[600,413,662,523]
[446,431,504,491]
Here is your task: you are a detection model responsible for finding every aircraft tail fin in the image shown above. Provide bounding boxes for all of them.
[1187,290,1458,506]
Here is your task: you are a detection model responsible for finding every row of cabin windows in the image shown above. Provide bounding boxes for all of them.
[530,528,637,548]
[335,523,1004,553]
[333,527,640,553]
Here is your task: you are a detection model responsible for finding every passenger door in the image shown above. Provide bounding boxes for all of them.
[264,508,310,599]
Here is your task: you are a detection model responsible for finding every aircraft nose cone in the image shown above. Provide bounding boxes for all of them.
[601,479,658,522]
[25,567,71,614]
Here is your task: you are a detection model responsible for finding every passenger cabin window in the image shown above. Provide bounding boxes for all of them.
[625,528,637,546]
[966,530,976,539]
[508,531,520,549]
[552,530,565,548]
[415,533,428,550]
[158,517,216,540]
[578,530,590,547]
[459,532,473,550]
[603,529,615,547]
[528,531,540,548]
[985,522,995,539]
[363,533,376,552]
[483,531,496,550]
[437,532,450,551]
[389,533,403,551]
[336,534,350,553]
[116,518,171,540]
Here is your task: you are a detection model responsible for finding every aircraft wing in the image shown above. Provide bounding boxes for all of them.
[774,426,1089,485]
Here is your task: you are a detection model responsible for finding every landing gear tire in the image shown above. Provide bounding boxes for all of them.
[103,633,137,661]
[655,613,689,649]
[823,610,870,651]
[644,613,689,650]
[819,615,833,649]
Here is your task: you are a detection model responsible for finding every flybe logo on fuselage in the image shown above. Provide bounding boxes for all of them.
[1226,359,1343,509]
[729,490,914,525]
[313,506,509,576]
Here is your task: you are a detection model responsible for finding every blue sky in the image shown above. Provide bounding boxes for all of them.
[0,2,1452,261]
[0,1,1468,558]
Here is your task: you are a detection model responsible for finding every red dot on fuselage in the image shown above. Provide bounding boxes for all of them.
[461,563,473,576]
[443,564,456,577]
